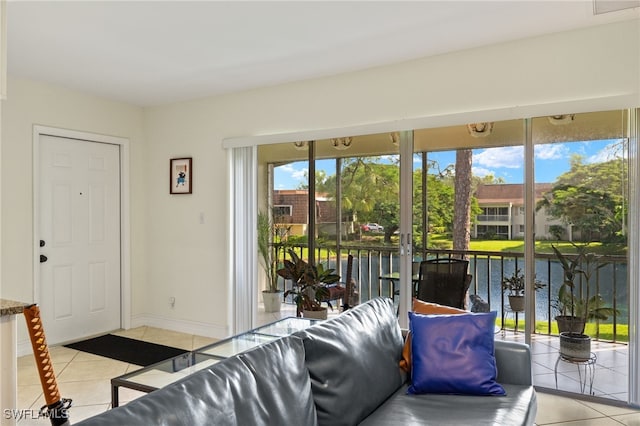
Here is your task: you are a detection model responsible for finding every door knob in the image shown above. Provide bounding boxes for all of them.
[40,255,48,263]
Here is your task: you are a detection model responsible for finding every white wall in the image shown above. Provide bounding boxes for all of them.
[135,101,231,336]
[2,20,638,342]
[0,78,146,344]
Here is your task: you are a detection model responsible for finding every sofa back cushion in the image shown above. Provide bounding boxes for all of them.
[75,336,317,426]
[294,297,404,426]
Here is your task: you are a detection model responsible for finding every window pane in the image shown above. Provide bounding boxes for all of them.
[532,110,628,399]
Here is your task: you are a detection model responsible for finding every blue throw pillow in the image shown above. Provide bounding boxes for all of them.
[408,311,506,396]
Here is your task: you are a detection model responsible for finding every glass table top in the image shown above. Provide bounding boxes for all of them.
[112,316,319,395]
[252,317,317,337]
[117,352,220,391]
[196,333,279,358]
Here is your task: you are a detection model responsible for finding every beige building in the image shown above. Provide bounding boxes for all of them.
[474,184,564,240]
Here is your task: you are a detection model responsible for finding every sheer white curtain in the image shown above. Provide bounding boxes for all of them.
[229,146,257,335]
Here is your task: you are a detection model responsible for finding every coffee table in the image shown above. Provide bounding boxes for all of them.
[110,317,317,407]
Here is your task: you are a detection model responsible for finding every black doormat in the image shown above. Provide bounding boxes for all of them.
[64,334,189,366]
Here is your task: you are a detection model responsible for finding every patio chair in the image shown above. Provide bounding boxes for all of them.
[416,258,472,310]
[342,254,359,310]
[318,255,357,309]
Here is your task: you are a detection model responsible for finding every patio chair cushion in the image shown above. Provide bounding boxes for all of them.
[400,299,466,373]
[408,311,505,396]
[317,283,346,303]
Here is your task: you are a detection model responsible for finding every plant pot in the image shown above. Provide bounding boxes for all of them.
[303,307,328,320]
[508,295,525,312]
[559,332,591,361]
[555,315,586,334]
[262,290,283,313]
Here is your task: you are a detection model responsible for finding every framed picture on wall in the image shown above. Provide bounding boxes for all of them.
[170,157,192,194]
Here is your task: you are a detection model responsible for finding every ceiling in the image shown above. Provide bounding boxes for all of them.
[7,1,640,107]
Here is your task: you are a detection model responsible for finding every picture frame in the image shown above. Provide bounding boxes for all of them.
[170,157,192,194]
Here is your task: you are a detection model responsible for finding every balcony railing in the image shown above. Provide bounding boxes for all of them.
[277,243,627,343]
[477,215,510,222]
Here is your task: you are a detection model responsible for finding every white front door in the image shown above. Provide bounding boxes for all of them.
[38,134,121,344]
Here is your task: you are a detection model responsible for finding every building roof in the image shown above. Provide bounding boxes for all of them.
[475,183,553,205]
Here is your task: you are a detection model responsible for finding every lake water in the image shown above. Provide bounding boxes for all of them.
[343,256,628,324]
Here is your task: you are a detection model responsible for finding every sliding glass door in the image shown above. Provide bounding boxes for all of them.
[531,110,630,398]
[413,120,526,330]
[258,133,405,316]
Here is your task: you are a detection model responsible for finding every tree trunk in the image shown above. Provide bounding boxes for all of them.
[453,149,473,256]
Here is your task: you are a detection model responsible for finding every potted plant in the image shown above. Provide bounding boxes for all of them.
[276,249,340,319]
[552,243,617,360]
[257,211,284,313]
[501,267,545,312]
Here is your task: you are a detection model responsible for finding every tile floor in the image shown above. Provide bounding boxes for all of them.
[14,303,640,425]
[501,331,630,401]
[16,327,217,425]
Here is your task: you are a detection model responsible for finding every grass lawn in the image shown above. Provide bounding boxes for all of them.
[469,239,526,252]
[451,237,626,256]
[501,319,629,343]
[294,235,627,260]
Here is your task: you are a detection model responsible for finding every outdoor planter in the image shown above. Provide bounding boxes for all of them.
[502,267,544,315]
[303,307,328,320]
[258,211,285,314]
[555,315,586,334]
[559,332,591,361]
[277,250,340,318]
[262,290,283,313]
[508,295,525,312]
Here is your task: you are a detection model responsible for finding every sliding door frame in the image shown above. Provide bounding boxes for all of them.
[398,131,414,329]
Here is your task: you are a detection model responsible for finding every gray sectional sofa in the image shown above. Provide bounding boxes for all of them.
[76,298,537,425]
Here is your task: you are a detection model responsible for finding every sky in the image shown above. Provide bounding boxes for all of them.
[274,139,623,189]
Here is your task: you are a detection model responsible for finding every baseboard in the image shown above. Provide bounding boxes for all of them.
[130,314,229,339]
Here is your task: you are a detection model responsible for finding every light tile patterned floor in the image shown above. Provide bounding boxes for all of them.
[14,303,640,425]
[499,331,630,401]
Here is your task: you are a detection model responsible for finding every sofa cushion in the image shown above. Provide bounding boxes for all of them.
[408,311,505,396]
[75,336,317,426]
[358,383,537,426]
[400,299,467,372]
[294,297,404,426]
